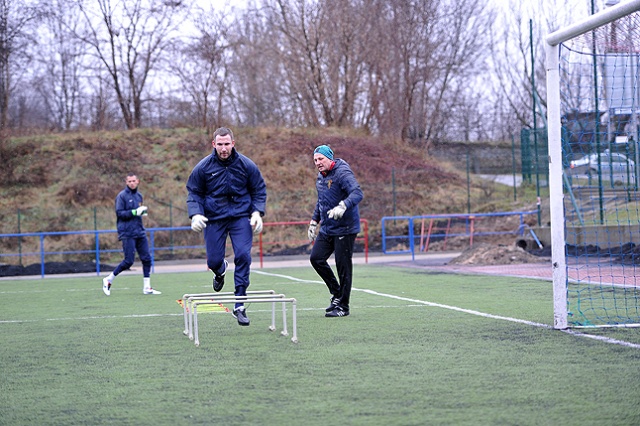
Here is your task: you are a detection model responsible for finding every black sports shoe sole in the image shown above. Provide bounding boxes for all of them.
[213,261,228,292]
[213,275,225,292]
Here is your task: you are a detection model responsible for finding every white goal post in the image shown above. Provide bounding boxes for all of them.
[546,0,640,329]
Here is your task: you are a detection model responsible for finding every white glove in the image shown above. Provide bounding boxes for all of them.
[308,220,318,241]
[133,206,148,216]
[327,201,347,220]
[250,211,263,234]
[191,214,208,232]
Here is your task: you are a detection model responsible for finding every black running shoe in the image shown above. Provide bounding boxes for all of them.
[212,260,228,292]
[232,307,250,326]
[325,306,349,318]
[325,296,341,312]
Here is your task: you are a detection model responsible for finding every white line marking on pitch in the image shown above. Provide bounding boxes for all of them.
[2,270,638,349]
[254,270,640,349]
[0,313,184,323]
[253,270,322,283]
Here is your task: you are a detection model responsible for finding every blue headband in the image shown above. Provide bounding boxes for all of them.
[314,145,334,160]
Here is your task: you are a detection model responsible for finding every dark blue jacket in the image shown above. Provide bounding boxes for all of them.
[115,187,146,240]
[186,148,267,221]
[312,158,363,236]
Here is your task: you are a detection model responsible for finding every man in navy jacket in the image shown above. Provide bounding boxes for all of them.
[186,127,267,326]
[308,145,364,317]
[102,174,161,296]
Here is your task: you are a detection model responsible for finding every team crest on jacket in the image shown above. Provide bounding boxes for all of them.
[327,180,332,189]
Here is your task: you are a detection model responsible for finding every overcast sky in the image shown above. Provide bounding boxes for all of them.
[200,0,620,32]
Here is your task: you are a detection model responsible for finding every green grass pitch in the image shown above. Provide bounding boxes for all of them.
[1,264,639,425]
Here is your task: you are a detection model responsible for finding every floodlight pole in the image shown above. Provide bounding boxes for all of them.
[530,19,541,227]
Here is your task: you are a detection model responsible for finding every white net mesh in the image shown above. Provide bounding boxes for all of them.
[558,10,640,327]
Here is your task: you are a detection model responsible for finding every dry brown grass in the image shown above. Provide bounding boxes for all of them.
[0,126,524,253]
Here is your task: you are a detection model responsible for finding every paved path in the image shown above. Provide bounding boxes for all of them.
[150,251,460,274]
[0,252,459,281]
[396,258,638,287]
[4,251,636,287]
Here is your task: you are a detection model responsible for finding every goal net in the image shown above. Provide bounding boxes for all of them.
[546,0,640,329]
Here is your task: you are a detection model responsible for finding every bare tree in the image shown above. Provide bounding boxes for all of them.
[488,0,593,136]
[167,6,230,131]
[489,3,541,132]
[74,0,188,129]
[8,0,560,145]
[230,4,296,127]
[86,70,122,130]
[260,0,373,127]
[0,0,40,142]
[237,0,494,144]
[267,0,330,126]
[33,0,88,131]
[366,0,494,147]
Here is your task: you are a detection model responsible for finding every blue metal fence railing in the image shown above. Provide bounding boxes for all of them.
[381,211,538,260]
[1,213,533,278]
[0,226,199,279]
[0,221,365,278]
[380,216,414,256]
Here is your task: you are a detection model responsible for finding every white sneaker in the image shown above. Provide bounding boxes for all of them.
[143,288,162,295]
[102,278,111,296]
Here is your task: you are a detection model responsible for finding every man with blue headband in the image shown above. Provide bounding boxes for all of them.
[309,144,364,317]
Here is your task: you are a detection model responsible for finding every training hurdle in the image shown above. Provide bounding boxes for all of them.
[181,290,298,346]
[182,290,278,336]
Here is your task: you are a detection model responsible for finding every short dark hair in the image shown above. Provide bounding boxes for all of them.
[213,127,234,141]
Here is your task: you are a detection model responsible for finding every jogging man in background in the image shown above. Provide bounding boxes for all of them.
[102,174,161,296]
[308,145,364,318]
[186,127,267,326]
